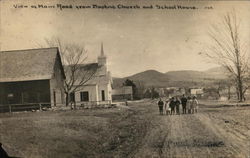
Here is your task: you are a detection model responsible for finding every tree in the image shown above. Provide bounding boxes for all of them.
[38,38,98,107]
[214,80,226,99]
[204,12,249,102]
[143,87,160,99]
[151,87,160,99]
[203,87,219,100]
[144,89,152,98]
[134,80,146,99]
[211,79,233,100]
[225,80,233,100]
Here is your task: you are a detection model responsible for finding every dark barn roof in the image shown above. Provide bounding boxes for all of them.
[0,47,65,82]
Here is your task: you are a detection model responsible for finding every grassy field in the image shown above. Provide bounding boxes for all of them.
[0,100,250,158]
[0,101,155,158]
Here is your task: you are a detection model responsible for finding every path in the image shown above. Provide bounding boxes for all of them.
[132,103,250,158]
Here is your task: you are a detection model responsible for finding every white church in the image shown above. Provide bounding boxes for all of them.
[73,44,113,107]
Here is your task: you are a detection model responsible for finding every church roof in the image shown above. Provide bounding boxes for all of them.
[64,63,99,73]
[64,63,100,83]
[0,47,65,82]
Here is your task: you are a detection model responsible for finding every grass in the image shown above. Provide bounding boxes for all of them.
[0,102,155,158]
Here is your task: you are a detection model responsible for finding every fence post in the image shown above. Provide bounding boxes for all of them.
[39,103,42,111]
[9,105,11,113]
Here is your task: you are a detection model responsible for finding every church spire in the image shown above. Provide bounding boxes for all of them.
[101,42,104,56]
[98,42,107,66]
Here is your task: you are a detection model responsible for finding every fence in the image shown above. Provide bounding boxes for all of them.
[0,103,51,113]
[72,100,113,109]
[0,100,114,113]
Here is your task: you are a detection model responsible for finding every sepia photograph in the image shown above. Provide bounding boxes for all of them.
[0,0,250,157]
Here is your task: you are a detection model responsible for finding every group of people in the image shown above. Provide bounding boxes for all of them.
[157,95,199,115]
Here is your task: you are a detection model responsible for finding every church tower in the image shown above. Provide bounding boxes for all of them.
[98,43,107,66]
[98,43,107,76]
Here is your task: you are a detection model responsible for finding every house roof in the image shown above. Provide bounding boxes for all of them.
[64,63,99,74]
[64,63,100,84]
[79,63,99,71]
[0,47,65,82]
[64,62,114,86]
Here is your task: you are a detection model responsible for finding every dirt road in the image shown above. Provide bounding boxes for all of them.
[1,100,249,158]
[133,102,250,158]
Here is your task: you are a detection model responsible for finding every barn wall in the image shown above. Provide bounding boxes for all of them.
[50,54,65,106]
[50,56,65,106]
[0,80,50,105]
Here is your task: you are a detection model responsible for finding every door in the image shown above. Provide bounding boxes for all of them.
[101,90,105,101]
[53,91,56,106]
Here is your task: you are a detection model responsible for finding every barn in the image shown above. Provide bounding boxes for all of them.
[0,48,66,110]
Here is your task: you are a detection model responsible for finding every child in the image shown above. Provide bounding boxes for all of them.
[165,99,171,115]
[192,96,199,113]
[186,96,192,114]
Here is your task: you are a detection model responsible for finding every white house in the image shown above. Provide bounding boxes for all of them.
[190,88,204,97]
[72,44,113,107]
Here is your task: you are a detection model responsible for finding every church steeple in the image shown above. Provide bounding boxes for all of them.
[98,43,107,66]
[101,42,104,56]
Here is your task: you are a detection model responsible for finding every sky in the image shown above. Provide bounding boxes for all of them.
[1,0,250,77]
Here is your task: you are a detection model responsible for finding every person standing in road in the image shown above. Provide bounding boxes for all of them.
[158,98,164,115]
[181,94,188,114]
[169,97,176,115]
[192,96,199,113]
[190,96,194,114]
[186,96,192,114]
[165,98,171,115]
[175,97,181,115]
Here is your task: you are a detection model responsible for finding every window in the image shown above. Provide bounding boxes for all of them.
[80,91,89,101]
[101,90,105,101]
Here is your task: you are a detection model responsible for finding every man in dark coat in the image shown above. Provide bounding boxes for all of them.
[181,94,188,114]
[169,97,176,115]
[175,97,181,115]
[158,98,164,115]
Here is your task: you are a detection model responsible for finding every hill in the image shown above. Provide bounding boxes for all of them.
[112,70,169,88]
[113,67,227,88]
[166,70,211,81]
[204,67,228,79]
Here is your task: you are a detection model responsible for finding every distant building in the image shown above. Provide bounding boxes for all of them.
[190,88,204,97]
[0,48,66,107]
[112,86,133,101]
[164,87,186,97]
[71,44,113,106]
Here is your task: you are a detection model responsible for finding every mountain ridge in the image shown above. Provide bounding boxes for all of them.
[113,67,227,88]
